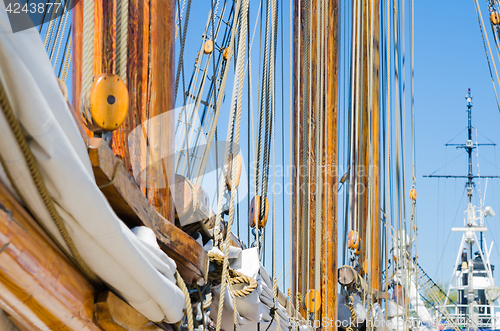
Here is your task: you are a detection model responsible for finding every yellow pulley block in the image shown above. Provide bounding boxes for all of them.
[303,289,321,313]
[86,73,129,131]
[491,11,500,25]
[354,238,362,256]
[410,188,417,200]
[204,40,214,54]
[223,47,231,60]
[347,230,359,250]
[248,195,269,229]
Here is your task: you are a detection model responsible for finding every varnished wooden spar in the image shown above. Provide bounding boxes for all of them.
[292,0,338,328]
[323,0,339,326]
[0,183,99,330]
[111,0,176,224]
[89,138,208,285]
[95,291,167,331]
[353,0,381,292]
[0,182,175,330]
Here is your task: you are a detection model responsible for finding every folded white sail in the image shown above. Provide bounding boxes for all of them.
[0,5,184,323]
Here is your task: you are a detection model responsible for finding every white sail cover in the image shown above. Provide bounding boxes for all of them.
[0,4,185,323]
[208,247,290,331]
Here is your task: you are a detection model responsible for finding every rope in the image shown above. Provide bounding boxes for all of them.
[474,0,500,111]
[81,0,96,102]
[98,159,123,189]
[195,0,242,187]
[346,295,358,331]
[207,252,258,297]
[174,0,192,101]
[214,2,248,331]
[62,39,72,83]
[0,74,101,285]
[175,271,194,331]
[43,0,60,49]
[301,0,310,298]
[51,0,71,69]
[288,0,293,304]
[314,0,326,320]
[116,0,128,82]
[384,0,391,329]
[59,27,72,80]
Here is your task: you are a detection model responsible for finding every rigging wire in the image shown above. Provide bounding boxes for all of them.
[474,0,500,112]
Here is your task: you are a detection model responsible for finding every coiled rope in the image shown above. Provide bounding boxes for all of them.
[207,252,258,297]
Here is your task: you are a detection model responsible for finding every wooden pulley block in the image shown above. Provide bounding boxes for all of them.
[248,195,269,229]
[338,265,357,287]
[347,230,359,250]
[409,188,417,200]
[204,40,214,54]
[491,11,500,25]
[174,174,211,227]
[225,153,243,191]
[303,289,321,313]
[223,47,231,60]
[81,73,129,132]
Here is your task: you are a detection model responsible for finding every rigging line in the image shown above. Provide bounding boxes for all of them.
[427,151,467,176]
[474,0,500,111]
[175,0,187,40]
[434,185,467,276]
[294,0,301,314]
[475,129,497,144]
[280,0,285,292]
[301,0,310,297]
[195,0,241,188]
[51,0,71,69]
[174,0,192,103]
[48,0,66,60]
[255,0,270,197]
[248,1,263,248]
[347,0,357,235]
[247,2,251,247]
[479,154,500,170]
[401,0,407,229]
[445,127,468,145]
[116,0,128,82]
[313,0,325,318]
[38,0,51,33]
[288,0,293,299]
[81,0,95,98]
[43,0,60,49]
[58,25,72,78]
[61,38,72,83]
[384,0,391,328]
[342,0,353,266]
[411,0,415,184]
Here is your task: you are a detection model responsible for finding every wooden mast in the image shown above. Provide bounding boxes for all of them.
[362,0,381,293]
[73,0,176,223]
[111,0,176,223]
[351,0,381,293]
[292,0,339,327]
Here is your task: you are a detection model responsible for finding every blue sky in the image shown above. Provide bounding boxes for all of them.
[174,0,500,293]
